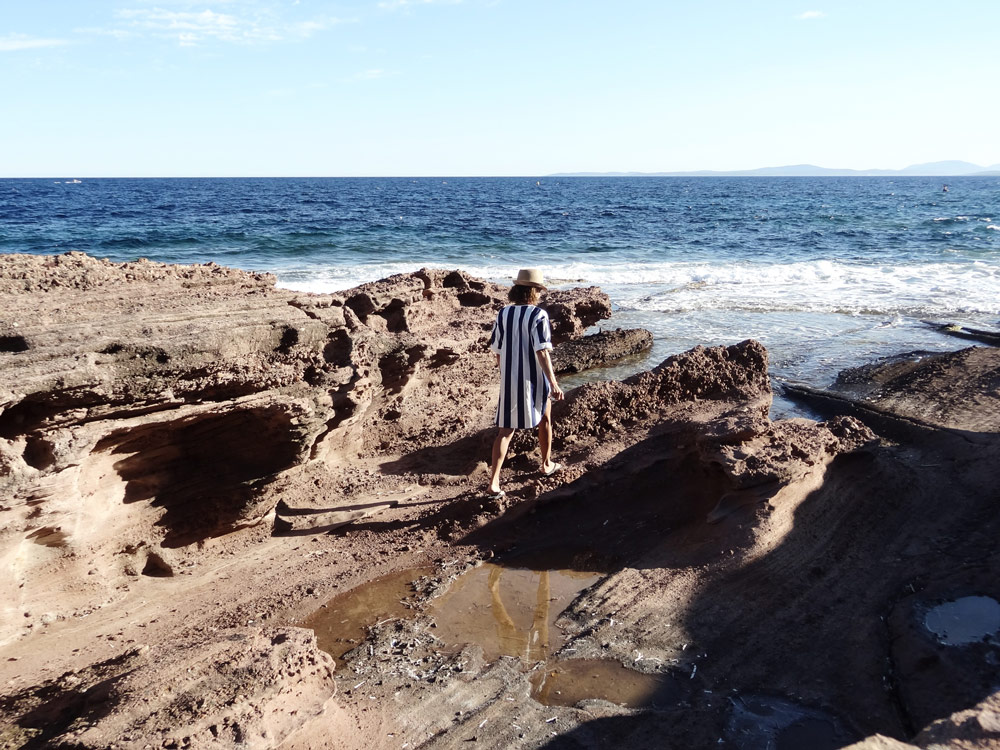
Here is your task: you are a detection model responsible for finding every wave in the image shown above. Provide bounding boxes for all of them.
[606,260,1000,317]
[274,257,1000,318]
[931,215,990,225]
[98,236,154,248]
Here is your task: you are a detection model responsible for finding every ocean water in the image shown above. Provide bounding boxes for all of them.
[3,176,998,415]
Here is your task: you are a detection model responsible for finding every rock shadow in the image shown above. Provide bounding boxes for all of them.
[541,432,997,746]
[379,429,495,477]
[453,419,1000,745]
[458,427,731,573]
[0,665,129,750]
[97,406,306,547]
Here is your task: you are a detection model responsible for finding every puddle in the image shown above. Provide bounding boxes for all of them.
[775,717,845,750]
[530,660,679,708]
[727,695,856,750]
[305,560,676,710]
[427,563,600,662]
[302,566,431,660]
[924,595,1000,645]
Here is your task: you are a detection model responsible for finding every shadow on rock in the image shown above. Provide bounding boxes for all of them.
[457,426,738,574]
[447,421,1000,745]
[674,432,1000,745]
[0,655,132,750]
[97,405,308,547]
[379,429,494,477]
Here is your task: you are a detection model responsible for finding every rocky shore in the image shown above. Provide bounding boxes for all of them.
[1,252,998,749]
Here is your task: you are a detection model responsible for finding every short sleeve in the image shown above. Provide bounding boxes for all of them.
[532,310,553,352]
[489,310,503,353]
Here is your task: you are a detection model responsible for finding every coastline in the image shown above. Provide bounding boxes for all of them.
[5,175,998,409]
[1,252,999,749]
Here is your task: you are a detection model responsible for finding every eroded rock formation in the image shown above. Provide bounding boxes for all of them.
[2,252,998,750]
[550,327,653,373]
[0,252,609,639]
[835,345,1000,433]
[0,627,340,749]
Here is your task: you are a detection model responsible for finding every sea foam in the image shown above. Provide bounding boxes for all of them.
[276,257,1000,318]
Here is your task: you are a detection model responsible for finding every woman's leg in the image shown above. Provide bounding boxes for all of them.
[488,427,515,493]
[537,400,555,473]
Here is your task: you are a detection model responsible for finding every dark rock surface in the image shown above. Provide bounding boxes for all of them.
[550,327,653,373]
[834,346,1000,433]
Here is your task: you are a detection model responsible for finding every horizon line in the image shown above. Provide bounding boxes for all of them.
[4,173,1000,180]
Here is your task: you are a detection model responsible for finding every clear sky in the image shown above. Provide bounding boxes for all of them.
[3,0,999,177]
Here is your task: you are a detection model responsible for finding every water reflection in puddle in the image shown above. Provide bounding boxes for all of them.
[305,560,672,709]
[727,695,855,750]
[302,566,432,660]
[428,563,599,662]
[924,595,1000,646]
[531,660,679,708]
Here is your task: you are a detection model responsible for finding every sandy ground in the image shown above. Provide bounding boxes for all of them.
[1,253,999,749]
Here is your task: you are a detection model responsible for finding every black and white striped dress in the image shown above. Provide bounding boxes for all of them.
[488,304,554,429]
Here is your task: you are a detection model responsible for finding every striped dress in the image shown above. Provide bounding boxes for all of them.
[489,304,554,429]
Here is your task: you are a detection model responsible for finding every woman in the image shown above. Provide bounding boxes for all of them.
[486,268,565,498]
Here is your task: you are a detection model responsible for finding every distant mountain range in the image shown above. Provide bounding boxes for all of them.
[553,161,1000,177]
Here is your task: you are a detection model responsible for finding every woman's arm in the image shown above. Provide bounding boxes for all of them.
[535,349,564,401]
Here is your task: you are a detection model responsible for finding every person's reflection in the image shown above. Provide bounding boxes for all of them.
[488,567,551,661]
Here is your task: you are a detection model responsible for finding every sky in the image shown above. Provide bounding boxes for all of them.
[2,0,1000,177]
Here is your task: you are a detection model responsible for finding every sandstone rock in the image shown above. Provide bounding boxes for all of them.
[914,689,1000,748]
[0,253,610,640]
[0,627,340,749]
[842,735,918,750]
[273,498,399,534]
[844,689,1000,750]
[550,327,653,373]
[9,253,986,750]
[539,287,613,344]
[920,320,1000,346]
[698,414,876,492]
[508,339,875,530]
[554,340,772,442]
[833,346,1000,433]
[888,569,1000,736]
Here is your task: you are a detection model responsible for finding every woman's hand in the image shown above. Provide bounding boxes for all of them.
[536,350,564,401]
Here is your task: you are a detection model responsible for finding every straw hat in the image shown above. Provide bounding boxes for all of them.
[513,268,546,290]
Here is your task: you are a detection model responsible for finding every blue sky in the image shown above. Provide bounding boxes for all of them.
[3,0,999,177]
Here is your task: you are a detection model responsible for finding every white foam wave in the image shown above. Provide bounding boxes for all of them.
[276,262,437,294]
[275,258,1000,318]
[609,260,1000,317]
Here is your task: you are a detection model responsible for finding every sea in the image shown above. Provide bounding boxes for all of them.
[3,176,999,417]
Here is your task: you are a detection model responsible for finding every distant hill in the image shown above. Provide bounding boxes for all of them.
[897,160,991,175]
[553,161,1000,177]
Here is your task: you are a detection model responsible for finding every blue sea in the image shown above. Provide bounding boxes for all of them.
[3,176,998,415]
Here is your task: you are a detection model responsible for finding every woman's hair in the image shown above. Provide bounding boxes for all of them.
[509,284,541,305]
